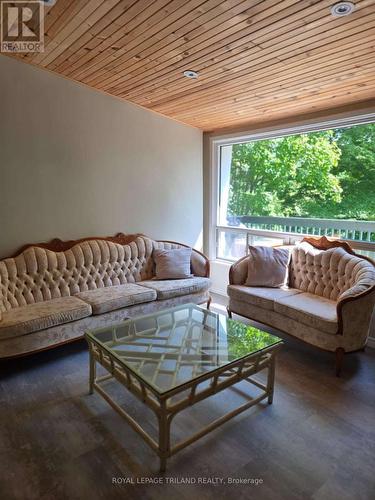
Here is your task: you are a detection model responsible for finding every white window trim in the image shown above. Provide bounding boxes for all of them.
[208,112,375,261]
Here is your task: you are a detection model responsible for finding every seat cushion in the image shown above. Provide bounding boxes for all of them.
[227,285,301,311]
[76,284,157,315]
[0,297,92,340]
[274,292,338,335]
[138,277,211,300]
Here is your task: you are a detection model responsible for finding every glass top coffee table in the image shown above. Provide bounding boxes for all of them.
[85,304,283,472]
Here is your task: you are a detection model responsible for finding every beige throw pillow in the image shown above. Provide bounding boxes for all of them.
[245,246,290,288]
[153,248,193,280]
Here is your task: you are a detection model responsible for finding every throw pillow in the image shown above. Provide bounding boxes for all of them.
[245,246,290,287]
[153,247,193,280]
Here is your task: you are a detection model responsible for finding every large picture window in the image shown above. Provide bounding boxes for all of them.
[215,122,375,261]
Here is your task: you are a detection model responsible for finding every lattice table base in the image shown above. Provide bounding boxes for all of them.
[87,338,281,472]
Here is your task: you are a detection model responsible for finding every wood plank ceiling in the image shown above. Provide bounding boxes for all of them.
[10,0,375,131]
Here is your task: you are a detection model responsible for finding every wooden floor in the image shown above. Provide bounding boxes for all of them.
[1,295,375,500]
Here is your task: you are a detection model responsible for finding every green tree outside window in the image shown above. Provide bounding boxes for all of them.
[227,124,375,225]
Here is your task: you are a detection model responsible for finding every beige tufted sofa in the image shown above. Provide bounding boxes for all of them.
[227,237,375,375]
[0,235,211,359]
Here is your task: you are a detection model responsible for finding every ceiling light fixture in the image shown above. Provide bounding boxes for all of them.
[183,70,199,79]
[330,1,355,17]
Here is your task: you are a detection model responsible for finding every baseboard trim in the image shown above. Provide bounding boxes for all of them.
[210,287,227,296]
[367,336,375,349]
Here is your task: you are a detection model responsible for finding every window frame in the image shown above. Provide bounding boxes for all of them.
[208,113,375,262]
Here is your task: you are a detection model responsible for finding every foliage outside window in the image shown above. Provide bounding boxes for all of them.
[216,123,375,261]
[226,124,375,222]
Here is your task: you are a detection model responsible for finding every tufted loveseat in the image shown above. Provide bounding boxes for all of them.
[0,234,211,359]
[227,237,375,375]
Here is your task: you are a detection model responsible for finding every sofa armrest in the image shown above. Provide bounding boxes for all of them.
[337,287,375,348]
[190,249,210,278]
[339,281,374,301]
[229,255,250,285]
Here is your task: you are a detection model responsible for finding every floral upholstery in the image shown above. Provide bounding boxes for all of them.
[0,291,210,358]
[228,299,344,352]
[273,292,338,335]
[76,283,157,315]
[0,296,92,339]
[0,237,208,313]
[228,242,375,352]
[289,242,375,300]
[0,238,155,311]
[0,237,211,357]
[138,277,211,300]
[227,285,301,311]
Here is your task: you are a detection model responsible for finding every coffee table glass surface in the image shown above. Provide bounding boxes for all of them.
[86,303,282,395]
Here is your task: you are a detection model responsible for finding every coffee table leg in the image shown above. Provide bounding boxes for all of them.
[89,347,96,395]
[158,404,170,473]
[267,353,276,404]
[159,456,167,473]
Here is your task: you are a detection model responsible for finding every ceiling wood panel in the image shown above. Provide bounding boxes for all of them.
[9,0,375,131]
[130,7,375,105]
[99,0,320,94]
[149,39,375,112]
[67,0,243,81]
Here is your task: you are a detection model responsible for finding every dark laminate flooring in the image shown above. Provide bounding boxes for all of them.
[1,295,374,500]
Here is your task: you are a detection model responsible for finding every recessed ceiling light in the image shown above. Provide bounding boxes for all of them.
[330,2,355,17]
[183,70,199,79]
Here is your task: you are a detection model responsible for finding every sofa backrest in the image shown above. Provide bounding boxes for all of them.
[289,242,375,301]
[0,237,208,312]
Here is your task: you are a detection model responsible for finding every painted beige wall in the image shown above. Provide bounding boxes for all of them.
[0,56,203,258]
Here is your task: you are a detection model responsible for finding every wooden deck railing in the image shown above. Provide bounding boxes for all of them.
[216,216,375,261]
[230,216,375,243]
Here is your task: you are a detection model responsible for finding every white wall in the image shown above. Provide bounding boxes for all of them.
[210,260,232,296]
[0,56,203,258]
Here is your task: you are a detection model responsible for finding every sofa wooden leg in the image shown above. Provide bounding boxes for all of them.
[206,296,212,310]
[227,306,232,319]
[335,348,345,377]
